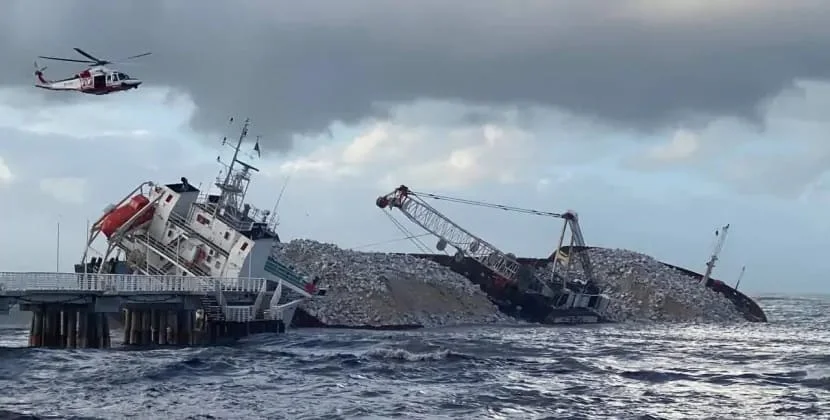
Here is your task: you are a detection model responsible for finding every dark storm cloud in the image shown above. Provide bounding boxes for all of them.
[3,0,830,151]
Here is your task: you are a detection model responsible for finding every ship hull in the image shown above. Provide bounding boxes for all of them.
[403,252,610,325]
[408,246,768,323]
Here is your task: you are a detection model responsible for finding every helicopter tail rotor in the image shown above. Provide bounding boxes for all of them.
[33,61,49,84]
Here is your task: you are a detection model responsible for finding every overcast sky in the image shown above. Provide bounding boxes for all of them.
[2,0,830,295]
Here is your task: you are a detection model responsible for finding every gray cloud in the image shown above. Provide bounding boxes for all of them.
[3,1,830,151]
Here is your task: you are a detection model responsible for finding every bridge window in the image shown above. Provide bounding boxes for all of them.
[167,230,173,237]
[224,232,230,240]
[165,194,173,203]
[196,214,209,225]
[240,242,248,251]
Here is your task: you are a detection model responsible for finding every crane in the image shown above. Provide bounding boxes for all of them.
[701,223,730,285]
[375,185,598,298]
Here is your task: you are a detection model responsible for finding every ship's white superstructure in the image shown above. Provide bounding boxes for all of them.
[78,118,315,325]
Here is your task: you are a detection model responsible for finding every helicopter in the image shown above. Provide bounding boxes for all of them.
[33,47,150,95]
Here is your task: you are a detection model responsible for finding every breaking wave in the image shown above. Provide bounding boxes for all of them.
[0,296,828,419]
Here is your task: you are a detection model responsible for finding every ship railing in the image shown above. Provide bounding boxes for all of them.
[263,256,312,297]
[266,298,304,322]
[165,211,229,257]
[0,272,267,295]
[133,233,211,277]
[252,279,270,319]
[222,216,254,232]
[191,200,255,232]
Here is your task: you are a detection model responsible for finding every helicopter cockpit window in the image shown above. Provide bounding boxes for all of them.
[119,73,129,80]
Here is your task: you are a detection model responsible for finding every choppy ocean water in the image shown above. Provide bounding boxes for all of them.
[0,296,827,419]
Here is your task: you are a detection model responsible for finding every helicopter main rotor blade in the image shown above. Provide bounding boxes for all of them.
[121,52,151,61]
[74,47,104,64]
[37,55,94,64]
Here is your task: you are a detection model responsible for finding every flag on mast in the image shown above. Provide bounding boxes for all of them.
[253,136,261,158]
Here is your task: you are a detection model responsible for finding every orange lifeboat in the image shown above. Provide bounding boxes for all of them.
[101,195,155,238]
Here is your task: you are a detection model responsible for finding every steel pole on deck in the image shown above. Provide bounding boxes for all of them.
[56,220,61,272]
[83,219,90,276]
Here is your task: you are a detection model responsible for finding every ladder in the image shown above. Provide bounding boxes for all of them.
[199,294,225,322]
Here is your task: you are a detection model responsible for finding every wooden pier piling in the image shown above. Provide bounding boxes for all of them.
[27,306,110,349]
[159,311,168,345]
[28,306,288,349]
[67,311,77,348]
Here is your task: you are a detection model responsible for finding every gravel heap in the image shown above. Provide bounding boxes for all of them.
[271,239,512,328]
[552,248,745,323]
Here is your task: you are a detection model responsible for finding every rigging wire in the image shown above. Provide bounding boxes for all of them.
[351,233,432,250]
[390,212,433,254]
[412,190,565,218]
[382,210,432,253]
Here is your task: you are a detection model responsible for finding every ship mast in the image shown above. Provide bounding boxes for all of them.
[701,223,729,285]
[212,118,259,224]
[734,265,746,290]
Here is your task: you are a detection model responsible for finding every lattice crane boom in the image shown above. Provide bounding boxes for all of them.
[395,188,597,286]
[376,186,523,284]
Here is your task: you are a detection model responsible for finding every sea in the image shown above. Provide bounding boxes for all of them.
[0,296,826,420]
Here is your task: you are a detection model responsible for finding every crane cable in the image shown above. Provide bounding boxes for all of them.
[351,232,432,250]
[411,191,565,218]
[382,210,432,254]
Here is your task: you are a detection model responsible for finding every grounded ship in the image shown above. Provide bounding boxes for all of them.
[75,118,319,337]
[376,192,766,324]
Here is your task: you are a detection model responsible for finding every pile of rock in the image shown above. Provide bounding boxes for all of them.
[554,248,745,323]
[271,239,513,328]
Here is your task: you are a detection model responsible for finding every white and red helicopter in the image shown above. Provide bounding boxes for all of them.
[33,47,150,95]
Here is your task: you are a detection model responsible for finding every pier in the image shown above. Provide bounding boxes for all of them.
[0,272,304,348]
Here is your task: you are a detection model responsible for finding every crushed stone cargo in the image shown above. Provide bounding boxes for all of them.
[553,248,746,323]
[272,239,514,328]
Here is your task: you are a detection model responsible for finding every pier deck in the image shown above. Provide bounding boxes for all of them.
[0,272,303,349]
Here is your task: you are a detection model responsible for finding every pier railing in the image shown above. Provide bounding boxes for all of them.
[223,305,255,322]
[0,272,268,295]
